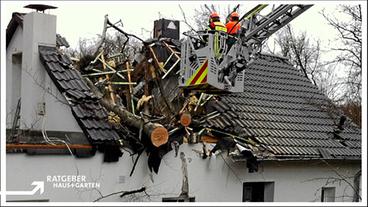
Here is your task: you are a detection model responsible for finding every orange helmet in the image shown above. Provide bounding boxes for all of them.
[210,12,220,19]
[230,12,239,18]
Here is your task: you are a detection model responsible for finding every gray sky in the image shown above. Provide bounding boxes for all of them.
[1,1,352,50]
[1,1,365,85]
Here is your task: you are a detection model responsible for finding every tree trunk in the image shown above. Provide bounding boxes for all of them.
[85,78,168,147]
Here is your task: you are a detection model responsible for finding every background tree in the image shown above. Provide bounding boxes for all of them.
[66,31,142,71]
[267,24,323,86]
[322,5,362,126]
[180,4,241,31]
[193,5,212,30]
[264,5,361,126]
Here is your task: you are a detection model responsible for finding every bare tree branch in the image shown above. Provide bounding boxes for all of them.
[93,186,146,202]
[178,5,197,33]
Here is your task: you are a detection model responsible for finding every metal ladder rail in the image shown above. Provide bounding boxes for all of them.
[255,5,313,42]
[244,5,295,40]
[244,5,313,43]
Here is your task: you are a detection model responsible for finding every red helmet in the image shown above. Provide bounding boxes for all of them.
[230,12,239,18]
[210,12,220,19]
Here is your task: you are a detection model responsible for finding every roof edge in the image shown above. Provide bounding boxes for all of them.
[259,52,291,62]
[6,12,26,48]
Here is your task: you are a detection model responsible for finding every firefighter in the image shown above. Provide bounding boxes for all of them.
[208,12,227,32]
[226,12,241,51]
[226,12,241,35]
[207,12,226,59]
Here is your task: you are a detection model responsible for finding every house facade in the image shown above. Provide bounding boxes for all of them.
[6,147,360,202]
[5,10,362,203]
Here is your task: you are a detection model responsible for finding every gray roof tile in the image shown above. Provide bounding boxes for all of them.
[56,34,70,48]
[39,45,119,143]
[205,54,361,160]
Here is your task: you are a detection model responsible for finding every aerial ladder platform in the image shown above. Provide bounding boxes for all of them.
[179,4,313,93]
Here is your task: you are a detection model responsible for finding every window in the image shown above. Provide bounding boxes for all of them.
[11,53,22,101]
[321,187,335,202]
[8,53,22,128]
[242,182,274,202]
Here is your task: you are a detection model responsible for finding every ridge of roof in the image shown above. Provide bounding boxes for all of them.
[259,52,290,61]
[6,12,25,47]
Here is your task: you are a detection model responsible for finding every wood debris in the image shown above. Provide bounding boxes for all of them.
[73,15,263,175]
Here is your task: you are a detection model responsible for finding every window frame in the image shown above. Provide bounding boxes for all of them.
[242,181,275,202]
[321,187,336,202]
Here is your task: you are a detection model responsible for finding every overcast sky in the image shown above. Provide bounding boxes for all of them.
[1,0,366,80]
[2,1,358,50]
[1,1,366,104]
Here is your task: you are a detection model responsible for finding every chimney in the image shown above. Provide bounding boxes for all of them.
[20,12,56,130]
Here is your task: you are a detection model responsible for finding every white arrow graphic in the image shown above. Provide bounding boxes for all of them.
[7,181,44,195]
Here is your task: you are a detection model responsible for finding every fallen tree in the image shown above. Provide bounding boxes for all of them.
[85,77,168,147]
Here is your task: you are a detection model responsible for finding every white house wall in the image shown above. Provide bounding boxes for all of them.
[6,26,23,128]
[20,12,55,130]
[6,144,360,202]
[43,73,83,132]
[14,12,82,133]
[233,158,360,202]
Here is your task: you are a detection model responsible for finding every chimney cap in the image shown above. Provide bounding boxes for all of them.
[24,4,57,13]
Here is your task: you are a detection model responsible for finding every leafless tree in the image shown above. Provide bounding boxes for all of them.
[270,24,323,86]
[315,64,345,102]
[321,5,362,126]
[322,5,361,100]
[193,5,212,30]
[265,5,362,126]
[70,31,141,71]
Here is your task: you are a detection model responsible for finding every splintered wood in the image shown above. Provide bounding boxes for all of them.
[149,46,166,73]
[85,77,169,147]
[126,62,135,114]
[101,53,116,105]
[201,135,219,143]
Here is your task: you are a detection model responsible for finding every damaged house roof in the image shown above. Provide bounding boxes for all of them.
[204,54,361,160]
[130,37,361,162]
[38,45,120,144]
[6,11,360,164]
[6,12,118,147]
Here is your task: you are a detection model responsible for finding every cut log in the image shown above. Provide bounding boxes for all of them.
[85,78,169,147]
[180,112,192,127]
[148,123,169,147]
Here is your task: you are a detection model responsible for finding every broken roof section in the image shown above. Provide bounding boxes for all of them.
[127,34,361,162]
[204,54,361,160]
[56,34,70,48]
[39,45,120,144]
[6,8,361,171]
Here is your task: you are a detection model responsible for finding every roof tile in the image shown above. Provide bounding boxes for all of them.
[39,45,119,144]
[205,54,361,159]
